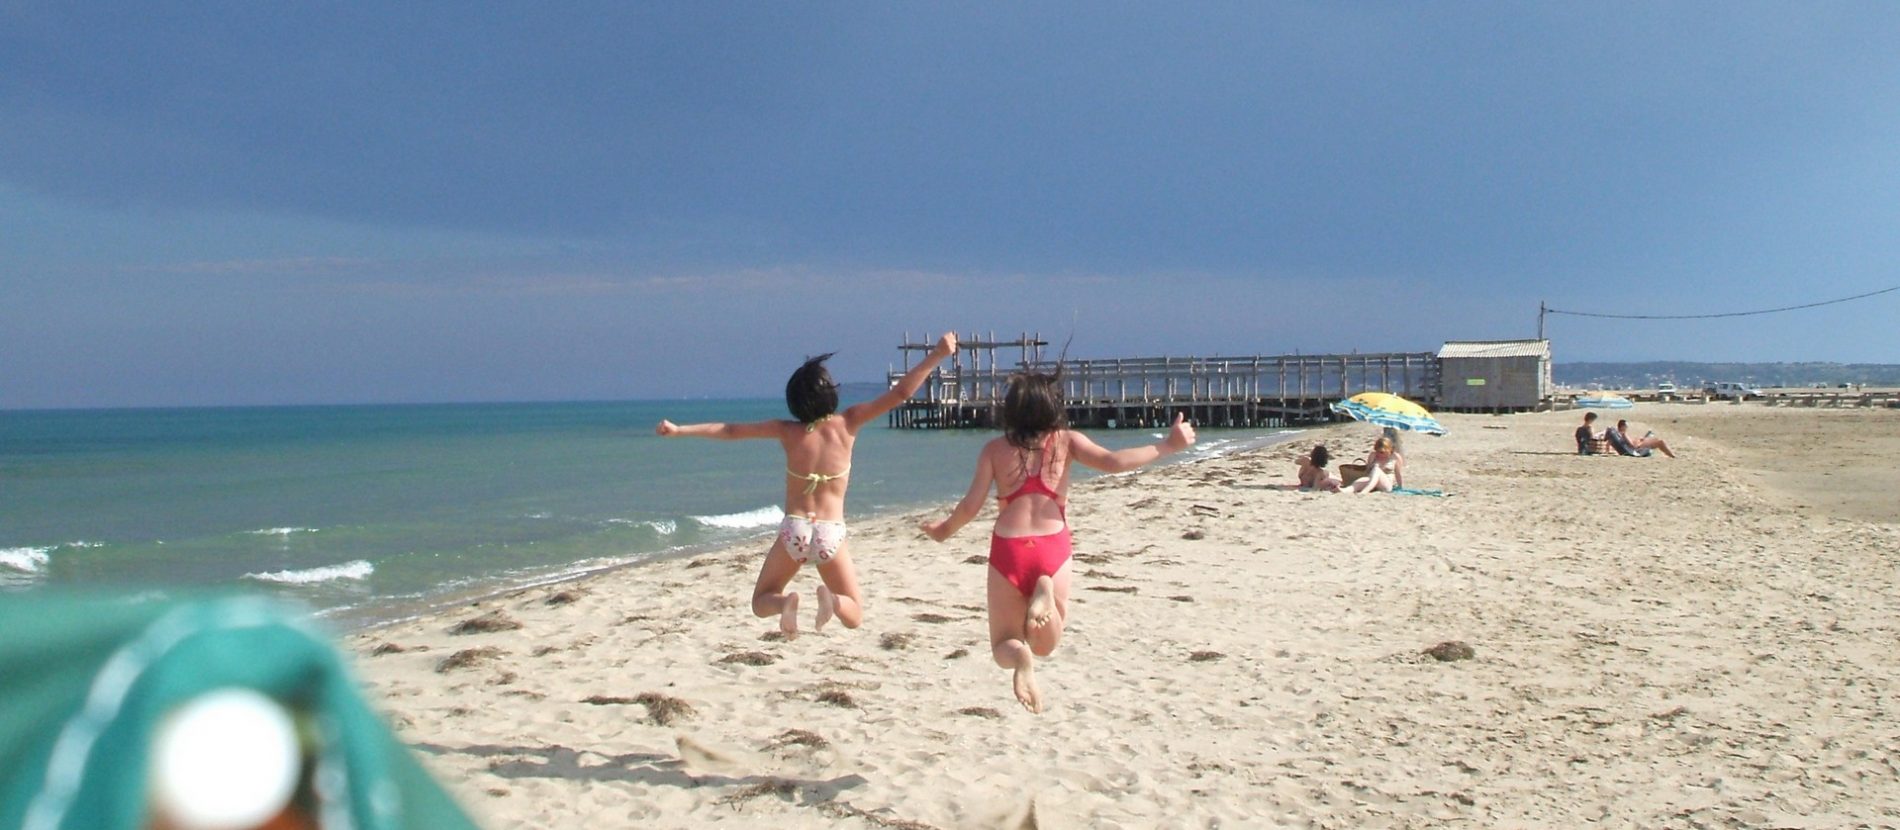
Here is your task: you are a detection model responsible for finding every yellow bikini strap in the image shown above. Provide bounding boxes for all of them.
[787,466,850,494]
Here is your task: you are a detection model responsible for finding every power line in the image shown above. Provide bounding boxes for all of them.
[1546,284,1900,320]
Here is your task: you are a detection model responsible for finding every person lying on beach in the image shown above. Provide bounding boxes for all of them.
[1608,418,1677,458]
[920,370,1195,714]
[1349,435,1403,493]
[1296,444,1342,492]
[657,332,958,638]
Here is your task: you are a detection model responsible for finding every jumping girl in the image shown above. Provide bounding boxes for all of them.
[657,332,958,638]
[921,369,1195,713]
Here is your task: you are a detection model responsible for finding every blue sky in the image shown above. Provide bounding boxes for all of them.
[4,3,1898,408]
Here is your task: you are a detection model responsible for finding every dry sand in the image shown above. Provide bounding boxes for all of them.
[348,403,1900,829]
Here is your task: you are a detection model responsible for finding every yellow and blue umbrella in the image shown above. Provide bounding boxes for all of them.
[1329,392,1447,435]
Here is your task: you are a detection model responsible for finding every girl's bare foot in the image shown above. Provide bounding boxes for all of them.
[779,592,800,640]
[1013,659,1043,714]
[995,639,1043,714]
[815,585,836,631]
[1026,575,1057,631]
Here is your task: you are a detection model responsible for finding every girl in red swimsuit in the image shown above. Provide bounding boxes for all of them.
[921,370,1195,714]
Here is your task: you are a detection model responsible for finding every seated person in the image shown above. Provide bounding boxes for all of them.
[1575,412,1604,454]
[1296,444,1342,492]
[1611,418,1677,458]
[1350,436,1403,494]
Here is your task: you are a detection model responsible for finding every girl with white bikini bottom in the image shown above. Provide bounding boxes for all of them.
[657,332,957,638]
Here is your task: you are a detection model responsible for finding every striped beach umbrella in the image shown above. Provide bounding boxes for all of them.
[1329,392,1447,435]
[1576,392,1635,409]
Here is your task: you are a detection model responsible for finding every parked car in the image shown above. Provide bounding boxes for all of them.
[1656,382,1677,395]
[1704,381,1763,400]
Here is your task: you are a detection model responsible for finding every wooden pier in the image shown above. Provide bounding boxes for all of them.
[887,332,1440,429]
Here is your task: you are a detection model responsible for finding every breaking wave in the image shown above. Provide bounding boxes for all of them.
[690,506,782,529]
[0,547,51,573]
[243,560,374,585]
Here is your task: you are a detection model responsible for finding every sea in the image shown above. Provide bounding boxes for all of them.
[1,399,1300,630]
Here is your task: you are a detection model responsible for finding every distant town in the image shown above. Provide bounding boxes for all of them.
[1551,361,1900,391]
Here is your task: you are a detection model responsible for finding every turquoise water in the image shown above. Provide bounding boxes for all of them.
[1,400,1295,628]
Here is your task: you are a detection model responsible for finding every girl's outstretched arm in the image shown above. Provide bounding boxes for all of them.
[843,332,959,430]
[1068,412,1197,473]
[921,449,994,542]
[655,419,783,440]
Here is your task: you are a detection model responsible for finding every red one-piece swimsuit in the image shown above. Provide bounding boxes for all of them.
[989,435,1073,597]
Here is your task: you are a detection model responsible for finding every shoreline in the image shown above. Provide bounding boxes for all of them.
[333,427,1310,635]
[348,405,1899,827]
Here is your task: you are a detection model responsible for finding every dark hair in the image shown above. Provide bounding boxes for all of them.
[1309,445,1330,468]
[785,353,839,424]
[1616,419,1629,430]
[1583,411,1598,422]
[1001,369,1065,452]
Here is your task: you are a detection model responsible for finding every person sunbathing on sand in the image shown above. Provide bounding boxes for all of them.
[1296,444,1342,492]
[921,369,1195,714]
[1610,418,1678,458]
[658,332,958,639]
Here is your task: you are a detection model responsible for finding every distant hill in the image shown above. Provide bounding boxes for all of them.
[1554,361,1900,389]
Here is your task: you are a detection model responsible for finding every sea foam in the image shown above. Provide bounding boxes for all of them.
[248,527,320,536]
[607,518,679,535]
[0,547,51,573]
[691,506,782,529]
[243,560,374,585]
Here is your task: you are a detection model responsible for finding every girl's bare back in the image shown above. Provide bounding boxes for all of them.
[985,433,1071,538]
[779,417,856,520]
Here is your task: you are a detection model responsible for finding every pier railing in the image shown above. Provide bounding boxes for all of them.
[886,333,1439,429]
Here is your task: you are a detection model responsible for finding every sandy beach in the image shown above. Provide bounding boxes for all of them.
[348,403,1900,829]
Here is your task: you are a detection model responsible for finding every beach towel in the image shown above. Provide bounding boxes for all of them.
[0,593,478,830]
[1389,487,1450,497]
